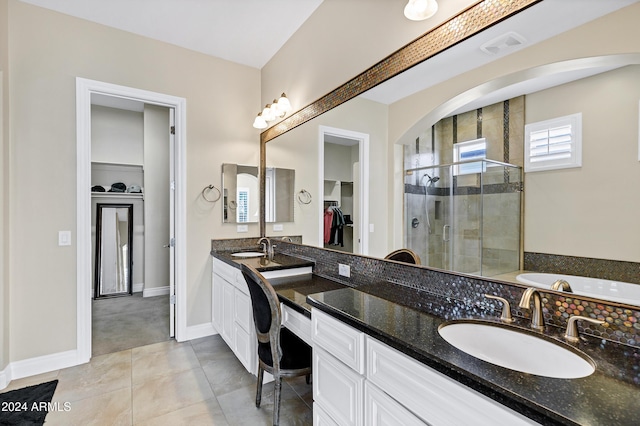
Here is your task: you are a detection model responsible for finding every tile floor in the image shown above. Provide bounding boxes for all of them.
[1,335,313,425]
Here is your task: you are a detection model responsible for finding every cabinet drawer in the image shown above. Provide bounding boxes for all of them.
[281,304,312,346]
[365,382,426,426]
[313,347,364,426]
[213,258,237,284]
[234,289,253,333]
[312,309,365,374]
[366,337,536,426]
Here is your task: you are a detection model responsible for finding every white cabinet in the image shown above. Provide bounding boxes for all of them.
[211,258,258,375]
[311,308,539,426]
[313,347,364,426]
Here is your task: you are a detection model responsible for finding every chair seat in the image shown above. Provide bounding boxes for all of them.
[258,327,311,370]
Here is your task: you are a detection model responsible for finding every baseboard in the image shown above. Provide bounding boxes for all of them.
[184,322,217,341]
[0,364,10,390]
[143,286,169,297]
[0,349,83,390]
[133,282,144,293]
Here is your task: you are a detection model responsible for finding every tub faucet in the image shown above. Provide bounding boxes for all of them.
[518,287,545,331]
[551,279,572,292]
[258,237,273,259]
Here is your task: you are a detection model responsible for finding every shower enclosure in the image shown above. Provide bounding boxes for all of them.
[405,159,522,277]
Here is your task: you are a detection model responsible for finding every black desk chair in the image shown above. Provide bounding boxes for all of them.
[385,248,421,265]
[241,264,312,426]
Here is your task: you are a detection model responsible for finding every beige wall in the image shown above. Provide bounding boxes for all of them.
[91,106,144,165]
[265,97,390,256]
[525,65,640,262]
[6,0,260,362]
[0,0,8,372]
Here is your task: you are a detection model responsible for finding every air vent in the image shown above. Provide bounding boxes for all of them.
[480,32,526,55]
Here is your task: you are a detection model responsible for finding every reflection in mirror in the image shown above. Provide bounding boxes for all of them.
[222,163,295,223]
[95,203,133,298]
[262,1,640,306]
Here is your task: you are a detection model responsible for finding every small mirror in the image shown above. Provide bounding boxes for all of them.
[222,163,295,223]
[95,203,133,298]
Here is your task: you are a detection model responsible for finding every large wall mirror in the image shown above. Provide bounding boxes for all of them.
[95,203,133,298]
[261,0,640,307]
[222,163,295,223]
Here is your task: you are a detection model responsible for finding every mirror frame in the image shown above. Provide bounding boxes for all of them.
[258,0,541,236]
[94,203,134,299]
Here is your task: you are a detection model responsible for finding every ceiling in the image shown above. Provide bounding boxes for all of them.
[19,0,323,69]
[361,0,640,110]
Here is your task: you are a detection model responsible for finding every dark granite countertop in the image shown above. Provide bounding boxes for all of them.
[211,250,314,272]
[307,282,640,426]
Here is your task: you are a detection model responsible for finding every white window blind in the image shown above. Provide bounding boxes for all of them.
[525,113,582,172]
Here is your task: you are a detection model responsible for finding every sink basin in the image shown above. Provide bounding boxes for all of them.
[231,252,265,258]
[438,320,595,379]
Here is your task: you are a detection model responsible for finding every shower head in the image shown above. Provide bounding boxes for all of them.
[421,173,439,186]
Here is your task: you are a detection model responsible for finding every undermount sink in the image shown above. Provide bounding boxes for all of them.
[438,320,595,379]
[231,252,265,258]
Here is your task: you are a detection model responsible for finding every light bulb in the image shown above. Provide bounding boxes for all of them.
[262,104,275,121]
[404,0,438,21]
[277,93,291,113]
[252,113,267,129]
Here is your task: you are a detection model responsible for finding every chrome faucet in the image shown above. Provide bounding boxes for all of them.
[257,237,273,259]
[551,279,572,292]
[518,287,545,331]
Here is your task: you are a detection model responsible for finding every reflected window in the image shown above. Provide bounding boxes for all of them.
[525,112,582,172]
[454,138,487,175]
[237,188,249,222]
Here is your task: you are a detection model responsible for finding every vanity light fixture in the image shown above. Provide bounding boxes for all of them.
[404,0,438,21]
[253,93,292,129]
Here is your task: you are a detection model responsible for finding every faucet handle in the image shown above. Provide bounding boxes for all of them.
[564,315,605,343]
[484,294,514,323]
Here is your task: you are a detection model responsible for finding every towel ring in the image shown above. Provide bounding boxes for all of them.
[202,185,221,202]
[297,189,312,205]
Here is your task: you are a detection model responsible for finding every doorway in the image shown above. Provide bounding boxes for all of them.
[318,126,369,255]
[76,78,187,363]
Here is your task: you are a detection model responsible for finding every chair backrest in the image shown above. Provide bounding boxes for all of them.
[384,248,421,265]
[241,264,283,365]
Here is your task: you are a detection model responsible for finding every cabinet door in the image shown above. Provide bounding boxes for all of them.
[365,382,426,426]
[221,279,235,345]
[234,289,253,333]
[234,322,257,375]
[313,347,364,426]
[212,273,224,334]
[313,402,340,426]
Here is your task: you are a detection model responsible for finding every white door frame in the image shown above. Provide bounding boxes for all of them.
[318,126,369,255]
[76,78,187,363]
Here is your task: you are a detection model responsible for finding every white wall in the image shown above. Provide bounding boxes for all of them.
[6,0,259,363]
[91,105,143,165]
[1,0,10,374]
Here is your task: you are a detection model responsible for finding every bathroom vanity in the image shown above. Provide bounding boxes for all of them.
[211,243,639,425]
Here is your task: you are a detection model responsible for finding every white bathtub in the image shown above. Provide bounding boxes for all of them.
[516,272,640,305]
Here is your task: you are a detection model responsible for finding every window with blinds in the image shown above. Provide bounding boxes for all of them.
[237,189,249,223]
[525,113,582,172]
